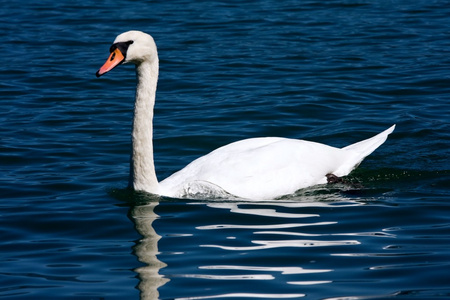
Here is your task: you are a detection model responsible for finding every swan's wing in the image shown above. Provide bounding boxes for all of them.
[159,137,350,199]
[159,126,395,200]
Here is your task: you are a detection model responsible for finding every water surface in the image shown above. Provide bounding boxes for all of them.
[1,0,449,299]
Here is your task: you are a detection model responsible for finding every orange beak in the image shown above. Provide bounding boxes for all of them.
[96,48,125,77]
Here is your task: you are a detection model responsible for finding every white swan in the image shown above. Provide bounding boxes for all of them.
[96,30,395,200]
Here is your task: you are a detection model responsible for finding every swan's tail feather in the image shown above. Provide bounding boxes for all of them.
[343,125,395,155]
[335,125,395,176]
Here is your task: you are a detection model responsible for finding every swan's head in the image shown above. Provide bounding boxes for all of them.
[96,30,157,77]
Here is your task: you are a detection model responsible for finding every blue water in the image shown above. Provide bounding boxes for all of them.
[1,0,449,299]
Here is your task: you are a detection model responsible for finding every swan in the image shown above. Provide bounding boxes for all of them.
[96,30,395,200]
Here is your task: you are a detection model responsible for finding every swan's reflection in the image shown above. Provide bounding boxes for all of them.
[129,200,169,300]
[198,202,361,251]
[127,191,396,299]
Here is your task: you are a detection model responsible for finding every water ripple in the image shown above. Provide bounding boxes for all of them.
[197,221,336,231]
[176,293,306,299]
[202,239,360,251]
[200,265,331,275]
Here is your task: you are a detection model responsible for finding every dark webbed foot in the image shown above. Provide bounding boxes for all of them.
[326,173,364,188]
[326,174,342,184]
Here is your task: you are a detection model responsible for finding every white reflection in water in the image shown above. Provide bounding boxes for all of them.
[200,265,332,275]
[197,202,361,250]
[201,239,360,251]
[200,201,363,211]
[288,281,332,285]
[176,293,306,299]
[197,221,336,230]
[206,203,319,218]
[128,198,390,299]
[255,231,396,238]
[176,274,274,280]
[130,202,169,300]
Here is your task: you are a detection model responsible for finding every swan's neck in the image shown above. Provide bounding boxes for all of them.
[129,59,159,193]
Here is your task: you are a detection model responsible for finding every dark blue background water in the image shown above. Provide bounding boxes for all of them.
[1,1,449,299]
